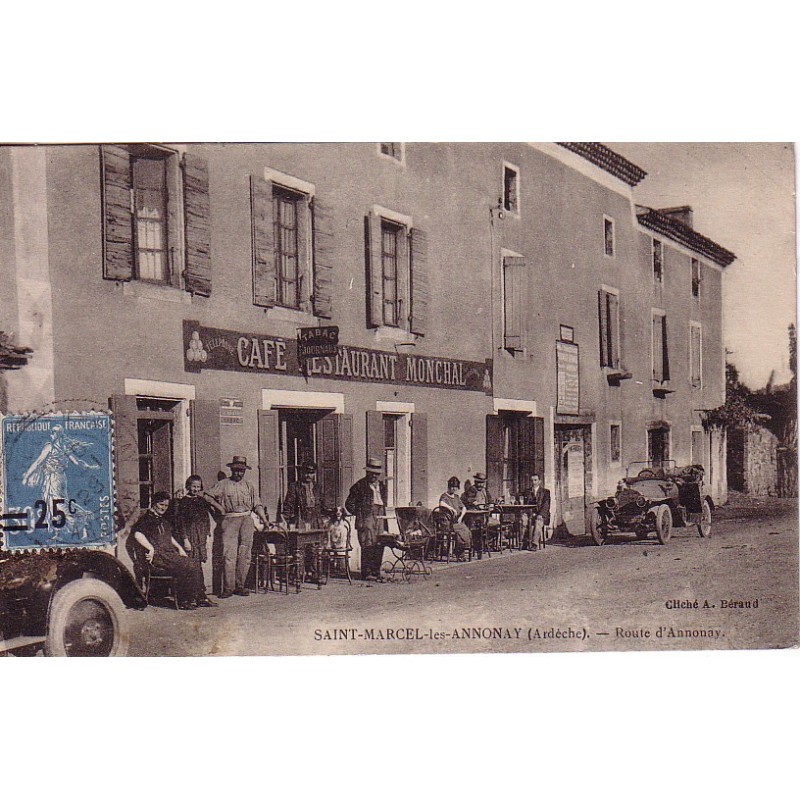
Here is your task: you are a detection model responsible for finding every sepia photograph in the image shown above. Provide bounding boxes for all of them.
[1,141,796,658]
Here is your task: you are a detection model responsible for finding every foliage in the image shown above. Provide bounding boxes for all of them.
[703,362,762,431]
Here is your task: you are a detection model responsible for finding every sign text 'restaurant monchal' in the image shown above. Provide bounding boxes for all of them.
[183,321,492,393]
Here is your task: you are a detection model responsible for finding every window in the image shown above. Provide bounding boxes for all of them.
[273,186,302,308]
[690,322,702,388]
[503,163,519,214]
[691,258,701,298]
[383,414,403,507]
[598,288,620,368]
[378,143,404,163]
[652,238,663,282]
[102,145,210,294]
[135,398,179,509]
[604,216,615,257]
[486,413,544,500]
[381,220,401,326]
[365,207,428,335]
[652,310,670,382]
[647,425,670,467]
[691,428,705,467]
[610,423,621,464]
[503,254,526,351]
[251,169,327,315]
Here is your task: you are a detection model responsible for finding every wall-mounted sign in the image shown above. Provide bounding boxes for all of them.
[220,398,244,426]
[559,325,574,343]
[556,340,580,415]
[298,326,339,359]
[184,321,493,394]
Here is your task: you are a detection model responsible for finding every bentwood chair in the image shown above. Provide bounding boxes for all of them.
[431,506,456,562]
[322,517,353,584]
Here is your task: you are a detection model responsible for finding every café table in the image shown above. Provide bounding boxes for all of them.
[255,527,328,592]
[495,504,538,550]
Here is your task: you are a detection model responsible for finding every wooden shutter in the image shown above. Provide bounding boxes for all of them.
[608,292,620,369]
[109,394,140,525]
[410,228,429,335]
[503,257,526,351]
[251,175,276,307]
[312,197,335,318]
[518,416,537,496]
[652,314,663,381]
[486,415,504,500]
[411,412,428,505]
[690,325,702,387]
[101,145,134,281]
[364,212,383,327]
[533,416,545,482]
[598,291,609,366]
[338,414,353,507]
[662,316,670,381]
[191,398,221,489]
[316,413,339,511]
[257,410,281,520]
[366,410,384,469]
[183,152,212,296]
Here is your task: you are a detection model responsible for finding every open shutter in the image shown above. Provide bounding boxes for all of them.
[251,175,276,307]
[518,416,537,496]
[662,316,670,381]
[486,415,504,500]
[101,145,134,281]
[312,197,335,318]
[410,227,429,335]
[652,315,663,381]
[598,291,609,366]
[366,410,384,469]
[503,257,526,351]
[364,212,383,327]
[533,416,545,483]
[110,394,140,525]
[608,292,619,368]
[183,152,211,296]
[338,414,353,508]
[316,413,339,511]
[191,397,221,489]
[411,412,428,505]
[257,410,281,520]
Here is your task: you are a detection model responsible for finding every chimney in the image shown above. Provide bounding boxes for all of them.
[658,205,693,229]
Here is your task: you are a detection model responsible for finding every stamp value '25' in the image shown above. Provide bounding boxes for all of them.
[1,412,114,550]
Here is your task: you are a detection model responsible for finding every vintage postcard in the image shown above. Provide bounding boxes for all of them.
[0,142,797,657]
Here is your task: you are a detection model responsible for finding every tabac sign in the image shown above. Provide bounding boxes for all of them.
[184,320,492,394]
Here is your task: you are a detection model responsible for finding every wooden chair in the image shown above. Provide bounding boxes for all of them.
[126,536,179,609]
[323,518,353,584]
[431,506,456,562]
[255,530,301,594]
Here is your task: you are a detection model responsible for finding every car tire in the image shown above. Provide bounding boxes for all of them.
[697,499,712,538]
[655,504,673,545]
[45,578,130,657]
[587,507,606,546]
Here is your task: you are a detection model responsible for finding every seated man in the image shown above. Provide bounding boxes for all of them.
[524,474,551,551]
[438,476,472,559]
[132,492,215,609]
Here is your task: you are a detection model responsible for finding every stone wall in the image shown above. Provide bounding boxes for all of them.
[728,425,779,496]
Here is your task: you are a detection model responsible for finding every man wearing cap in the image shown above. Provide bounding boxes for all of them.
[345,457,388,582]
[282,462,323,531]
[205,456,269,598]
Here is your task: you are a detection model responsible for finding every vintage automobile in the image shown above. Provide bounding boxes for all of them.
[586,461,713,546]
[0,549,146,656]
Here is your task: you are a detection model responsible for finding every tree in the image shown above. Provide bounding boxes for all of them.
[703,362,761,431]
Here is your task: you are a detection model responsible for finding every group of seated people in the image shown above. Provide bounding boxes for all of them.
[436,471,551,556]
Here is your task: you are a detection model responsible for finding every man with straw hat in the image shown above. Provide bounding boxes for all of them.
[205,456,268,598]
[345,456,388,582]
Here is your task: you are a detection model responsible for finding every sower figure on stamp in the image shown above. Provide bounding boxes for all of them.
[524,473,551,551]
[345,457,388,582]
[205,456,268,598]
[131,492,215,609]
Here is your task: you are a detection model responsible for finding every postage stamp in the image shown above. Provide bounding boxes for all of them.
[0,412,114,550]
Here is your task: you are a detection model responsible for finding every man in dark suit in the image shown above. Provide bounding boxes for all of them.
[345,457,388,581]
[525,473,551,551]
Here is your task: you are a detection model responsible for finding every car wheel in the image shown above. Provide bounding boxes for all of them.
[587,507,606,546]
[655,505,673,545]
[45,578,129,657]
[697,499,712,538]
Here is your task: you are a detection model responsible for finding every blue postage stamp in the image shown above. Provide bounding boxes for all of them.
[1,412,115,550]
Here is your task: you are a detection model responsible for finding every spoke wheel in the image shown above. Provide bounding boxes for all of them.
[587,507,607,546]
[655,504,673,545]
[697,499,712,538]
[45,578,129,657]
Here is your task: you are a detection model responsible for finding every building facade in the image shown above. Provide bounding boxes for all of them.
[0,142,734,567]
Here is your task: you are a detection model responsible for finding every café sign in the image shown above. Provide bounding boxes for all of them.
[184,321,492,394]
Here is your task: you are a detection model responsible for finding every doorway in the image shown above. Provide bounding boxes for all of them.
[647,425,671,468]
[554,424,592,536]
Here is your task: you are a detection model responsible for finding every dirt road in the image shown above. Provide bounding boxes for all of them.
[127,497,798,655]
